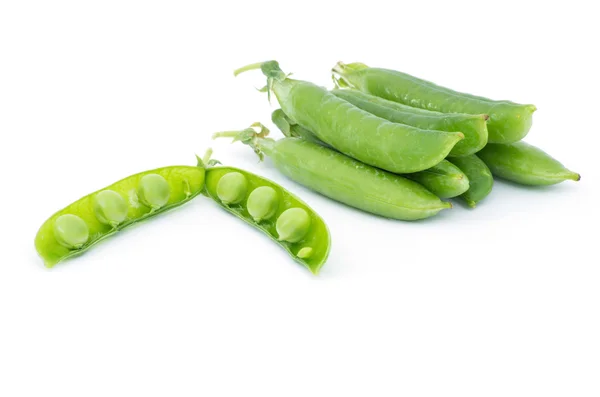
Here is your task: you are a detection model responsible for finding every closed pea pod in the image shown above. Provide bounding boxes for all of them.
[35,152,212,267]
[333,62,536,144]
[204,165,330,274]
[331,89,488,157]
[213,123,451,221]
[273,109,469,199]
[477,142,580,186]
[448,154,494,207]
[235,60,464,173]
[404,160,470,199]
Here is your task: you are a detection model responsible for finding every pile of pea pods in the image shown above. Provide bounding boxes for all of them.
[35,60,579,273]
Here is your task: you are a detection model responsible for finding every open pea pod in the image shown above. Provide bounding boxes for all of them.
[204,166,331,274]
[35,153,213,267]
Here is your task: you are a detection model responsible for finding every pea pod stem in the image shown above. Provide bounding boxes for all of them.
[234,62,264,76]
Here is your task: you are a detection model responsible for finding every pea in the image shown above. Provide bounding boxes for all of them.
[204,166,331,274]
[448,154,494,207]
[53,214,89,249]
[235,60,464,174]
[296,247,313,259]
[216,172,248,205]
[477,142,580,186]
[214,123,451,221]
[247,186,278,222]
[405,160,470,199]
[94,190,128,226]
[331,89,489,157]
[273,109,470,200]
[276,208,311,243]
[36,159,208,268]
[332,61,536,144]
[138,173,170,209]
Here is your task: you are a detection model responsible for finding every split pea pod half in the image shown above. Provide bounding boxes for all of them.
[35,152,214,267]
[332,62,536,144]
[448,154,494,207]
[205,166,330,274]
[273,109,469,199]
[331,89,488,157]
[235,60,464,173]
[213,123,451,221]
[477,142,580,186]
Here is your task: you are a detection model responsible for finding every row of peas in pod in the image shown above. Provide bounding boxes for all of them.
[35,150,330,274]
[216,60,579,217]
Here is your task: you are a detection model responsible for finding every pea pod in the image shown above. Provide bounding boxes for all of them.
[204,166,330,274]
[404,161,470,199]
[213,123,451,221]
[273,109,469,199]
[235,60,464,173]
[332,89,488,157]
[35,153,213,267]
[477,142,580,186]
[448,154,494,207]
[333,62,536,144]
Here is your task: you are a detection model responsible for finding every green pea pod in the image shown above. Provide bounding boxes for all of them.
[213,123,451,221]
[273,109,468,199]
[332,62,536,144]
[332,89,488,157]
[448,154,494,207]
[235,60,464,173]
[404,161,470,199]
[205,166,330,274]
[477,142,580,186]
[35,153,213,267]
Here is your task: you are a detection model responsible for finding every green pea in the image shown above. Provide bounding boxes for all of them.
[138,173,170,209]
[448,154,494,207]
[214,123,451,221]
[234,60,464,174]
[216,172,248,205]
[478,142,580,186]
[296,247,313,259]
[36,162,207,268]
[53,214,89,249]
[332,61,535,144]
[332,89,489,157]
[247,186,279,222]
[94,190,128,226]
[276,208,311,243]
[204,166,331,274]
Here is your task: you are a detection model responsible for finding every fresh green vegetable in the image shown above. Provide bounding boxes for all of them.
[274,109,468,199]
[404,160,470,199]
[235,60,464,173]
[332,89,488,157]
[213,123,451,221]
[448,155,494,207]
[333,62,536,144]
[477,142,580,186]
[35,153,212,267]
[204,165,330,274]
[216,171,248,205]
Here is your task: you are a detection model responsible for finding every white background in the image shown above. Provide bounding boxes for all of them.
[1,1,599,396]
